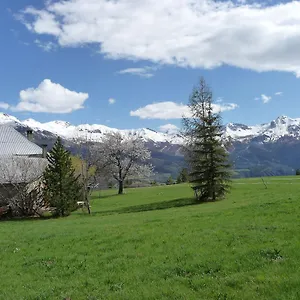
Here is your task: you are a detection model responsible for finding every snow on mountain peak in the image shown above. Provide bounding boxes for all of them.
[0,113,20,125]
[224,116,300,142]
[277,115,288,120]
[6,115,182,144]
[2,112,300,145]
[52,120,71,127]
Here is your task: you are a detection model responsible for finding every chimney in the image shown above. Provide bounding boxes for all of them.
[26,129,33,142]
[41,144,48,158]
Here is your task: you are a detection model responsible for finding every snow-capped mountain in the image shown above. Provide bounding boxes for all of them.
[225,116,300,142]
[2,112,300,144]
[0,112,183,144]
[2,112,300,178]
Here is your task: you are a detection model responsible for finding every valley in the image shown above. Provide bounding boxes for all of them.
[1,113,300,179]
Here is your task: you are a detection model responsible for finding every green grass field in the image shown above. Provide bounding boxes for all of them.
[1,177,300,299]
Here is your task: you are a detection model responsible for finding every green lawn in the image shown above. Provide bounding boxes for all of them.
[1,177,300,299]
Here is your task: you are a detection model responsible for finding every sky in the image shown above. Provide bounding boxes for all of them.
[1,0,300,132]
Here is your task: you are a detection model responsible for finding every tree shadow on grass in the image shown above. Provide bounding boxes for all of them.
[0,215,54,222]
[92,197,199,216]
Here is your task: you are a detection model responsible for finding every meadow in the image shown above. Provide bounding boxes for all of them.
[1,177,300,299]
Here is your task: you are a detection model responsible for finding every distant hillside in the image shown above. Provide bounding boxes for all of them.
[1,112,300,180]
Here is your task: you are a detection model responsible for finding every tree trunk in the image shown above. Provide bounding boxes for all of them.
[87,200,91,214]
[84,185,91,214]
[118,180,124,194]
[86,188,91,214]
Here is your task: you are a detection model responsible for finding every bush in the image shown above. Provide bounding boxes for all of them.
[166,176,174,185]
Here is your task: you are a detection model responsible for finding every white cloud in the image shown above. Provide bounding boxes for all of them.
[20,7,61,36]
[261,94,272,104]
[159,124,179,134]
[34,39,57,52]
[108,98,116,104]
[117,66,157,78]
[0,102,10,110]
[275,91,283,96]
[130,101,238,120]
[19,0,300,77]
[131,102,189,119]
[11,79,89,113]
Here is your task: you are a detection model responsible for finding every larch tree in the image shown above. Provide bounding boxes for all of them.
[183,77,232,202]
[93,132,152,194]
[43,137,82,216]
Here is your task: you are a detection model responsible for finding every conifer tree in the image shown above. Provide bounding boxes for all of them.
[43,137,82,216]
[183,78,231,202]
[177,168,189,183]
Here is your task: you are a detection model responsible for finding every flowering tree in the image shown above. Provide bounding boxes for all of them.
[0,156,47,217]
[93,132,152,194]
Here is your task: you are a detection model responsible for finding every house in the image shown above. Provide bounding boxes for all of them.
[0,126,48,217]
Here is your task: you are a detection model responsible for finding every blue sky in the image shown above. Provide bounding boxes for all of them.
[1,0,300,132]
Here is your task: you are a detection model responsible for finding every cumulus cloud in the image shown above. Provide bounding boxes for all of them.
[11,79,89,113]
[130,102,189,119]
[159,124,179,134]
[117,66,157,78]
[275,92,283,96]
[18,0,300,76]
[20,7,61,36]
[261,94,272,104]
[130,101,238,120]
[108,98,116,104]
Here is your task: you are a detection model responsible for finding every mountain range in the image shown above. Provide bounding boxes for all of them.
[1,112,300,179]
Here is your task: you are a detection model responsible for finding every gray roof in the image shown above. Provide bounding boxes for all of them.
[0,126,42,156]
[0,156,47,184]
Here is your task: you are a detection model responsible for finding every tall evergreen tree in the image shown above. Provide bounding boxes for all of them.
[183,78,231,202]
[43,137,82,216]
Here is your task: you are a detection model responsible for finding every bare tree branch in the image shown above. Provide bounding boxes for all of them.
[0,156,47,218]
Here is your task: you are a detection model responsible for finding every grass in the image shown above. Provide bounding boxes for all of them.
[1,177,300,299]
